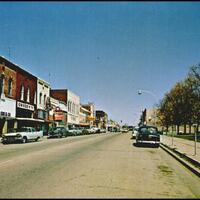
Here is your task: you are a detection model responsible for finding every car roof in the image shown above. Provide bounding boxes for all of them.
[139,125,157,129]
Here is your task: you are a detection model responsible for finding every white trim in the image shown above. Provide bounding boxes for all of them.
[16,118,44,122]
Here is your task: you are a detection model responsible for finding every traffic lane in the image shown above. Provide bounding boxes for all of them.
[0,133,200,198]
[0,134,119,197]
[0,133,110,161]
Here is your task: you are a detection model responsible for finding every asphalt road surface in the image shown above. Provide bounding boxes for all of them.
[0,132,200,198]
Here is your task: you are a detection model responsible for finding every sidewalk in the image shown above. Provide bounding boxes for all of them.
[160,135,200,164]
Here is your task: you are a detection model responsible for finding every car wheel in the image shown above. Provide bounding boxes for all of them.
[35,137,39,142]
[22,137,27,143]
[2,141,8,145]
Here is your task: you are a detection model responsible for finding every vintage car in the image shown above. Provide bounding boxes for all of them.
[132,126,139,139]
[2,127,43,144]
[135,125,160,147]
[48,126,68,138]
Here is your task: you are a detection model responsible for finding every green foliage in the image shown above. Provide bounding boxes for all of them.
[157,63,200,131]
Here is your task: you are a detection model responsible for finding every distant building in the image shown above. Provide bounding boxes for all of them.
[37,78,50,133]
[50,89,80,127]
[95,110,108,129]
[144,108,158,126]
[81,102,95,127]
[48,97,68,127]
[79,105,91,128]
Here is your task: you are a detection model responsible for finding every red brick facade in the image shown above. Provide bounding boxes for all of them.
[0,62,16,99]
[50,89,68,103]
[16,70,37,105]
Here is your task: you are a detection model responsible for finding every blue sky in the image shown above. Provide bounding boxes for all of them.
[1,2,200,125]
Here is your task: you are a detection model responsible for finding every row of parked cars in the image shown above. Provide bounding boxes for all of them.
[1,126,107,144]
[47,126,107,138]
[131,125,161,148]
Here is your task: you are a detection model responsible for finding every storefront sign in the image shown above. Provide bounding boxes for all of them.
[54,112,65,121]
[0,111,11,117]
[0,97,16,118]
[17,101,34,111]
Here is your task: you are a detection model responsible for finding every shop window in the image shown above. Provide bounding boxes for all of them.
[27,87,30,102]
[20,85,25,101]
[8,78,13,96]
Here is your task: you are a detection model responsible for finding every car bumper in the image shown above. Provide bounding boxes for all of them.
[2,137,23,143]
[137,140,160,144]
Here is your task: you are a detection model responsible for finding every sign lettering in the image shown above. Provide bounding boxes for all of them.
[17,101,34,111]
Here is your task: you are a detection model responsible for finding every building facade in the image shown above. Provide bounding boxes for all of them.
[50,89,80,127]
[48,97,68,127]
[37,78,50,120]
[79,105,91,128]
[0,57,17,136]
[82,102,95,127]
[95,110,108,129]
[15,62,38,128]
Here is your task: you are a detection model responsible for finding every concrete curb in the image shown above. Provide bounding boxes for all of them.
[160,143,200,178]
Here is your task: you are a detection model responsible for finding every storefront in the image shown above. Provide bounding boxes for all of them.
[16,100,36,128]
[0,97,16,136]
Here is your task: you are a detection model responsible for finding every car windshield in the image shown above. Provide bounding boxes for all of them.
[139,127,158,135]
[18,127,29,132]
[8,128,18,133]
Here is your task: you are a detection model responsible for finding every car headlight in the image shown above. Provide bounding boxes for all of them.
[16,134,22,138]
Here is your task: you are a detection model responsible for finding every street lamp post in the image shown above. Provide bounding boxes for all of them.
[137,89,158,126]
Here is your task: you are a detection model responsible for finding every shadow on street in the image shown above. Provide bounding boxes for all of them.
[132,143,159,148]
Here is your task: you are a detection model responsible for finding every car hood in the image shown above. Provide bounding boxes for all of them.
[3,133,20,137]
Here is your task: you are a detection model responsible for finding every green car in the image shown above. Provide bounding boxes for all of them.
[48,127,68,138]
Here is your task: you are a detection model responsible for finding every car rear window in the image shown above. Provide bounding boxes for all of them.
[139,127,158,135]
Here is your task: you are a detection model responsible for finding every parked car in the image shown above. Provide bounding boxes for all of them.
[100,128,106,133]
[48,126,68,138]
[67,127,78,136]
[135,125,160,147]
[2,127,43,144]
[132,126,139,139]
[122,128,129,133]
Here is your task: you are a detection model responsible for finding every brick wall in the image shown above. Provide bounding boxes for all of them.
[50,90,67,103]
[16,70,37,105]
[0,63,16,99]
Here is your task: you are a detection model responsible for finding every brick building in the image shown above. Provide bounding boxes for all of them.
[0,56,17,135]
[0,56,42,132]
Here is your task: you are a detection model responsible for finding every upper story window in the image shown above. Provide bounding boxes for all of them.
[8,78,13,97]
[0,73,5,97]
[20,85,25,101]
[44,94,46,107]
[27,87,30,103]
[34,91,37,105]
[39,93,42,105]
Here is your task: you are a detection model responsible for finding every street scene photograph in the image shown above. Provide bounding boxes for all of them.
[0,1,200,199]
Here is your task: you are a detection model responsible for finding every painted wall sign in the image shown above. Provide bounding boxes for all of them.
[17,101,34,111]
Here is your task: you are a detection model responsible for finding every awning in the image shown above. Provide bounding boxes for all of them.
[79,122,90,126]
[16,118,45,122]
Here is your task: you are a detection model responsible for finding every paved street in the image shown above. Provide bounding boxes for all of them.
[0,132,200,198]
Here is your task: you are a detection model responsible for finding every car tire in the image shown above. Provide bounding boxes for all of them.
[2,141,8,145]
[22,137,27,144]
